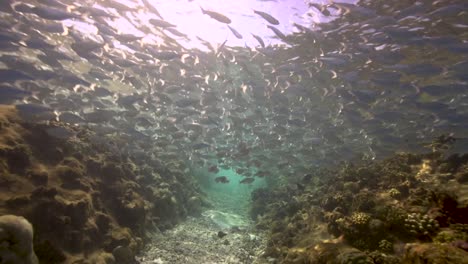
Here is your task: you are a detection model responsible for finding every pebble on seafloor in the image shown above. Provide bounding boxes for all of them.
[218,231,228,238]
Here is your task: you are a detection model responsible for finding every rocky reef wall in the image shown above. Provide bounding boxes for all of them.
[251,148,468,263]
[0,106,203,263]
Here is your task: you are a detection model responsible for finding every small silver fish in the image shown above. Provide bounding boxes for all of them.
[253,10,279,25]
[208,165,219,173]
[200,7,231,24]
[31,6,80,20]
[142,0,164,19]
[228,25,243,39]
[149,18,176,28]
[267,25,287,40]
[251,34,265,48]
[239,177,255,184]
[45,127,76,140]
[215,176,229,183]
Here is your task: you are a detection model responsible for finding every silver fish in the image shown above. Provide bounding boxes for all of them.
[253,10,279,25]
[251,34,265,48]
[266,25,287,40]
[200,7,231,24]
[228,25,243,39]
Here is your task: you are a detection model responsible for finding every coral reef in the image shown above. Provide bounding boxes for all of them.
[0,106,203,263]
[251,151,468,263]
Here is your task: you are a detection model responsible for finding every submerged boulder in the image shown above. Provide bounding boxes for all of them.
[112,245,136,264]
[0,215,38,264]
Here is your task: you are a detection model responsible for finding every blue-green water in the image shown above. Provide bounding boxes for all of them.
[194,167,267,215]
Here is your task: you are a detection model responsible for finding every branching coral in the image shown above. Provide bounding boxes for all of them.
[350,212,371,227]
[404,213,439,237]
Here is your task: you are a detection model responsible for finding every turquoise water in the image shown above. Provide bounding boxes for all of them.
[194,167,267,215]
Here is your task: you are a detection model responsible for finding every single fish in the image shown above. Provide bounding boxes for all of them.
[149,18,176,28]
[42,0,67,9]
[31,6,80,20]
[0,85,31,104]
[251,34,265,48]
[165,27,188,38]
[114,33,142,43]
[45,127,76,140]
[175,98,200,108]
[215,39,228,56]
[0,69,34,82]
[84,109,115,123]
[200,7,231,24]
[92,87,113,97]
[239,177,255,184]
[192,142,211,150]
[16,103,52,114]
[228,25,243,39]
[208,165,219,173]
[77,6,117,18]
[215,176,230,183]
[217,231,228,238]
[58,112,85,124]
[151,50,179,60]
[236,168,245,174]
[16,104,55,122]
[13,3,34,13]
[142,0,164,19]
[253,10,279,25]
[267,25,287,40]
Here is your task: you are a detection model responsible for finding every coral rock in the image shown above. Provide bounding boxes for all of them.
[33,240,66,263]
[402,243,468,264]
[0,215,38,264]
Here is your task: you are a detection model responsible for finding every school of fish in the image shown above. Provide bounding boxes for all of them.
[0,0,467,183]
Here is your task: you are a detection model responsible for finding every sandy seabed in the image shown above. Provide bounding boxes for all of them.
[138,211,269,264]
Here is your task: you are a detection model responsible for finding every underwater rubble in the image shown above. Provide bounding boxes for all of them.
[0,106,204,263]
[251,147,468,263]
[137,214,267,264]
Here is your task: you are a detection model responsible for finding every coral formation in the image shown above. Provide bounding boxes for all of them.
[0,215,38,264]
[377,239,392,253]
[404,213,439,238]
[388,188,401,199]
[350,212,371,227]
[0,106,203,263]
[251,152,468,262]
